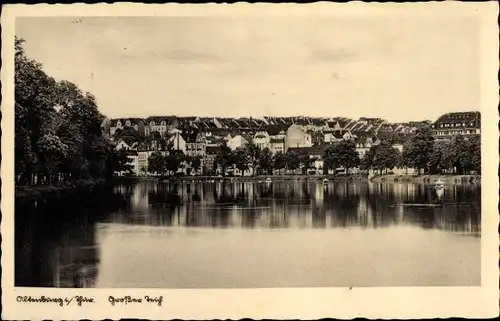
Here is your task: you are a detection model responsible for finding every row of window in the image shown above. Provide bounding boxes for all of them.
[436,129,478,135]
[439,122,475,128]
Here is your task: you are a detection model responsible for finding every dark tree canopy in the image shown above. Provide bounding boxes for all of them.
[15,37,130,185]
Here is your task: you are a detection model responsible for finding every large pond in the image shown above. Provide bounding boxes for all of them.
[15,180,481,288]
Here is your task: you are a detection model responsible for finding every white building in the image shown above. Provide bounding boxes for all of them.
[227,135,249,151]
[285,124,312,151]
[253,131,270,150]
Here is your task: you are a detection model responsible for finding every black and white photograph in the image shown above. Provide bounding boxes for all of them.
[2,2,498,320]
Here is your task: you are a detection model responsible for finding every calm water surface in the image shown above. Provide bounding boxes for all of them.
[16,180,481,288]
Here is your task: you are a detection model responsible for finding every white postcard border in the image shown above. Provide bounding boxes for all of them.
[2,2,499,319]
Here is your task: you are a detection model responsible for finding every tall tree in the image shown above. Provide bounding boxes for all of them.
[451,135,472,175]
[468,135,481,173]
[147,152,165,175]
[336,140,360,174]
[214,143,233,177]
[258,148,274,175]
[15,37,140,184]
[299,155,316,175]
[232,147,251,176]
[190,156,202,175]
[246,142,261,176]
[323,141,359,174]
[285,151,300,173]
[402,125,435,174]
[369,140,400,174]
[273,151,286,175]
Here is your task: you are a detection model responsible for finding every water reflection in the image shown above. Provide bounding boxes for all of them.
[15,181,481,288]
[101,181,480,234]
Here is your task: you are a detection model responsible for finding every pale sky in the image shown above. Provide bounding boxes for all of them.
[16,16,479,122]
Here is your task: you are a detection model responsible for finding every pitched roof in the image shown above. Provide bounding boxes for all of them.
[260,124,289,135]
[145,116,177,124]
[110,117,145,126]
[434,111,480,127]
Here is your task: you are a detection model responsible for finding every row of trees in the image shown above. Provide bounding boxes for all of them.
[402,126,481,175]
[15,37,131,185]
[363,126,481,175]
[147,152,202,176]
[142,126,480,177]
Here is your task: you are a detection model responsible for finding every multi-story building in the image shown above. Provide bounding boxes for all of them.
[144,116,178,137]
[185,141,206,157]
[253,131,270,150]
[355,136,378,159]
[269,138,285,155]
[432,111,481,140]
[137,151,150,175]
[285,124,312,151]
[227,135,249,151]
[204,146,220,174]
[109,118,146,137]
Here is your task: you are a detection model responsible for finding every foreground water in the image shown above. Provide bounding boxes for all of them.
[16,180,481,288]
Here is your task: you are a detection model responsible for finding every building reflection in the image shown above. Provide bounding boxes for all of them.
[107,180,480,235]
[15,179,480,288]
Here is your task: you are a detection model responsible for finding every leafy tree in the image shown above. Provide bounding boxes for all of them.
[402,125,434,174]
[214,144,233,177]
[258,148,274,175]
[428,140,454,174]
[469,135,481,173]
[147,152,165,175]
[299,155,316,175]
[232,147,251,176]
[246,142,261,176]
[36,134,69,183]
[190,156,202,175]
[15,37,131,185]
[451,135,472,175]
[336,140,360,174]
[107,149,134,176]
[165,154,182,175]
[323,145,340,174]
[273,151,286,175]
[285,151,300,173]
[323,141,359,174]
[369,140,400,174]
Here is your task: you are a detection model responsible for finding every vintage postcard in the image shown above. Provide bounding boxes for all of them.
[1,2,499,320]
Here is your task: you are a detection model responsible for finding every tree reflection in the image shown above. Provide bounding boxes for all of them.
[16,179,481,287]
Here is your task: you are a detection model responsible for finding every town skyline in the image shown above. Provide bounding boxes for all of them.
[16,16,479,123]
[106,110,479,124]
